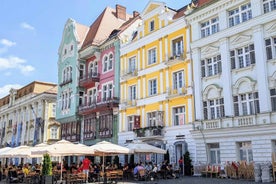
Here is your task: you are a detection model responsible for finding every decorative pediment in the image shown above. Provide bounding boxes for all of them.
[201,46,219,55]
[266,22,276,34]
[141,1,165,16]
[202,84,222,101]
[231,35,252,46]
[233,76,256,94]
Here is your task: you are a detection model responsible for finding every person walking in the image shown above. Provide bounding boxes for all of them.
[82,156,91,183]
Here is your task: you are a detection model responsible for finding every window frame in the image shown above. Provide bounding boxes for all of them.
[148,78,157,96]
[203,98,225,120]
[173,106,185,126]
[172,37,184,57]
[148,48,157,65]
[201,55,222,78]
[228,2,252,27]
[201,17,219,38]
[233,92,260,116]
[263,0,276,13]
[230,44,255,70]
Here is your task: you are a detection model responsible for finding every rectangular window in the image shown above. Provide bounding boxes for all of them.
[201,55,222,77]
[229,2,252,27]
[128,116,134,131]
[208,143,221,164]
[50,127,58,139]
[173,106,185,126]
[148,79,157,96]
[230,44,255,70]
[172,37,184,56]
[148,48,157,65]
[265,37,276,60]
[238,141,253,162]
[79,64,84,79]
[201,17,219,38]
[271,88,276,111]
[128,56,136,73]
[150,20,155,32]
[203,98,225,120]
[263,0,276,13]
[233,92,260,116]
[147,112,157,127]
[129,85,136,100]
[173,70,184,90]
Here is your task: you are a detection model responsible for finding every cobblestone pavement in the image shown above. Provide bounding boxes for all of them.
[116,176,264,184]
[0,176,266,184]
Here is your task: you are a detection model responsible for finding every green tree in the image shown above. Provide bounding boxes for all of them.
[42,153,52,176]
[184,151,193,176]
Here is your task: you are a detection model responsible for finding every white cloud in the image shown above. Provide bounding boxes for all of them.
[0,56,35,75]
[0,84,23,98]
[20,22,35,30]
[0,39,16,47]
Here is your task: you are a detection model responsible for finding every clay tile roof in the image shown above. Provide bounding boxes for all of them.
[81,6,132,50]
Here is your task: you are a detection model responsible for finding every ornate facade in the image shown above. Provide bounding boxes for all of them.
[118,1,195,165]
[0,81,59,148]
[187,0,276,164]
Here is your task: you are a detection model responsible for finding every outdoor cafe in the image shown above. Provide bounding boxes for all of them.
[0,140,174,184]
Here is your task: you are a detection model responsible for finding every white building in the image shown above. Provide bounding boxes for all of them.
[0,81,59,150]
[186,0,276,164]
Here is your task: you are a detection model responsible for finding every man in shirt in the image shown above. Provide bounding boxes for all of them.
[82,157,91,183]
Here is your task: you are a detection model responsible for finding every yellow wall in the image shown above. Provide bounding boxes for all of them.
[119,2,194,132]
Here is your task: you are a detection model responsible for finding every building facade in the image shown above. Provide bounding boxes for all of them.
[78,5,133,146]
[187,0,276,164]
[56,18,89,143]
[0,81,59,148]
[119,1,195,166]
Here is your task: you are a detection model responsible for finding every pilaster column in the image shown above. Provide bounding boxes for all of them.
[192,47,203,120]
[220,38,234,116]
[253,25,271,112]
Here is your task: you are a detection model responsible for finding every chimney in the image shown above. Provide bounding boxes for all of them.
[116,4,126,20]
[133,11,139,17]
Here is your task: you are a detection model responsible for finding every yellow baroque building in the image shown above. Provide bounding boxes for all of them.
[118,1,195,166]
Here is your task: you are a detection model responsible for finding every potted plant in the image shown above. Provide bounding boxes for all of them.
[42,153,53,184]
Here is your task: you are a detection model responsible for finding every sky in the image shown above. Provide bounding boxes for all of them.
[0,0,191,98]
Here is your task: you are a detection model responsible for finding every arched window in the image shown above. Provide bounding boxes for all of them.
[103,56,108,72]
[108,54,113,70]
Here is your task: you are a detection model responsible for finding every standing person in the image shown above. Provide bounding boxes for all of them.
[178,156,184,175]
[82,157,91,183]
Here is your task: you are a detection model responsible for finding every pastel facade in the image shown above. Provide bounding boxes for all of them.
[0,81,59,148]
[56,18,89,142]
[78,5,133,146]
[119,1,195,165]
[187,0,276,164]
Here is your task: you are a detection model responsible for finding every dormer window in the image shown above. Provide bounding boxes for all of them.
[150,20,155,32]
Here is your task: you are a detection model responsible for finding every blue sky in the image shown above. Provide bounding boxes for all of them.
[0,0,190,98]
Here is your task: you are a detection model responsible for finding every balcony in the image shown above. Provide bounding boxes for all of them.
[134,126,164,138]
[79,72,100,88]
[59,78,73,87]
[120,69,138,80]
[166,87,187,98]
[78,97,120,115]
[165,53,184,66]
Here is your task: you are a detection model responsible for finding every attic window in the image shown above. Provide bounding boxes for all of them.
[149,20,155,32]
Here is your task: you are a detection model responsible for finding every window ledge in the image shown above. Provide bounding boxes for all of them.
[268,58,276,65]
[203,73,221,82]
[232,64,255,74]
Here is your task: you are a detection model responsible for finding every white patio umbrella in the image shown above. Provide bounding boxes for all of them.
[0,147,12,154]
[0,145,35,158]
[31,139,94,181]
[90,141,132,172]
[125,141,166,154]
